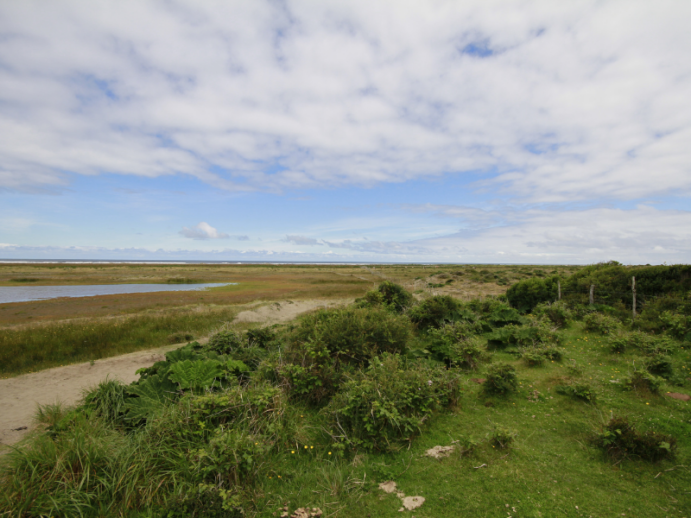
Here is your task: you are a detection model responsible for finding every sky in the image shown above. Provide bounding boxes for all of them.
[1,0,690,264]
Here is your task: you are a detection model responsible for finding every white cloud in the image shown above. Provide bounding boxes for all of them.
[0,0,688,203]
[179,222,228,240]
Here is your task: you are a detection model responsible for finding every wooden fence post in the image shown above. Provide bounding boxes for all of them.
[589,284,594,305]
[558,280,561,301]
[632,276,636,320]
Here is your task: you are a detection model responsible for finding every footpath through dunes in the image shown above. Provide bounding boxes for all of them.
[0,298,347,449]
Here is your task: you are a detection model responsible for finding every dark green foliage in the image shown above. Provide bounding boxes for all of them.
[506,276,559,313]
[597,417,676,462]
[355,281,414,313]
[192,429,270,485]
[487,322,560,349]
[446,338,492,370]
[489,427,516,449]
[486,306,524,328]
[83,378,129,425]
[483,362,518,395]
[408,295,465,330]
[168,359,224,391]
[533,301,572,328]
[645,355,674,379]
[556,383,597,403]
[659,311,691,341]
[125,374,179,423]
[206,330,244,354]
[583,313,621,335]
[323,354,461,451]
[287,307,412,366]
[246,326,276,348]
[521,351,545,367]
[425,321,485,366]
[625,371,664,393]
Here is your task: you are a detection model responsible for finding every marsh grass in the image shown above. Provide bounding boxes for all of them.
[0,306,240,376]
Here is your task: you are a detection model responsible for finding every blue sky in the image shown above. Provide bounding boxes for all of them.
[1,0,690,264]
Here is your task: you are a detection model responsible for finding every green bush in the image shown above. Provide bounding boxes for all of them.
[556,383,596,403]
[583,313,621,335]
[206,330,244,354]
[625,371,664,393]
[426,321,485,365]
[287,307,412,365]
[645,355,674,379]
[597,416,676,462]
[323,354,461,451]
[489,427,517,449]
[483,362,518,395]
[408,295,466,330]
[506,276,560,313]
[355,281,415,313]
[533,301,572,328]
[447,337,492,371]
[487,322,560,349]
[522,351,545,367]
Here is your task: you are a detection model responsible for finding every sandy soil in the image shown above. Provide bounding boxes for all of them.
[0,298,346,449]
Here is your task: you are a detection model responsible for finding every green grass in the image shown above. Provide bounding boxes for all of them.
[0,305,242,377]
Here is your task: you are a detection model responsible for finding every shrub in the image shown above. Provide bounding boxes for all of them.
[426,321,485,365]
[556,383,597,403]
[489,427,517,449]
[536,346,565,361]
[521,351,545,367]
[408,295,465,330]
[323,354,461,451]
[447,338,492,371]
[192,429,270,486]
[533,301,572,328]
[506,276,560,313]
[486,306,524,328]
[246,327,277,348]
[625,371,664,394]
[206,330,244,355]
[287,307,412,366]
[355,281,415,313]
[597,416,676,462]
[483,363,518,395]
[645,355,674,379]
[487,322,560,349]
[583,313,621,335]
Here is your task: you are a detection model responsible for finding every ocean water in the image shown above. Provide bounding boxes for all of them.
[0,283,235,304]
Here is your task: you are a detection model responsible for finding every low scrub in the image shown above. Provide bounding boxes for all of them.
[533,301,572,328]
[355,281,414,313]
[483,362,518,395]
[597,417,676,462]
[625,371,664,394]
[323,354,461,451]
[487,322,560,349]
[583,313,621,335]
[408,295,467,330]
[556,383,597,403]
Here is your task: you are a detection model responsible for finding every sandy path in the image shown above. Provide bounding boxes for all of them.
[0,298,347,449]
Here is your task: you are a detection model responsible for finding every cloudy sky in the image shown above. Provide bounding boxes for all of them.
[1,0,690,264]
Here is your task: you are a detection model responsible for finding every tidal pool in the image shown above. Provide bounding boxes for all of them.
[0,283,235,304]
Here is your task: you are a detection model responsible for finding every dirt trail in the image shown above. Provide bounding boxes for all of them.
[0,298,347,449]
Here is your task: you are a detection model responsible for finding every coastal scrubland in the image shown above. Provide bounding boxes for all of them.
[1,262,689,517]
[0,263,576,376]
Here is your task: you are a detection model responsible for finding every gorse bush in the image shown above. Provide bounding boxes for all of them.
[644,355,674,379]
[506,276,560,313]
[597,416,676,462]
[425,321,485,366]
[323,354,461,451]
[408,295,466,330]
[483,362,518,395]
[583,313,621,335]
[355,281,414,313]
[533,301,572,328]
[487,321,560,349]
